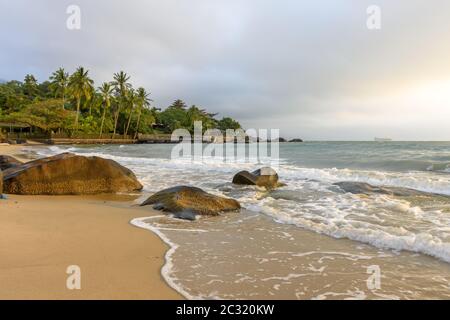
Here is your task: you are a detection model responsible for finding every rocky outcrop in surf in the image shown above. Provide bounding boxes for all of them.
[334,181,428,197]
[2,152,143,195]
[232,167,283,189]
[140,186,241,220]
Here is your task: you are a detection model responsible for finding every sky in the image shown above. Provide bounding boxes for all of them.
[1,0,450,140]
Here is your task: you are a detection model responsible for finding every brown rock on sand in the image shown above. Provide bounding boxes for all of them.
[140,186,241,220]
[2,152,143,195]
[0,170,3,194]
[232,167,282,189]
[0,155,23,171]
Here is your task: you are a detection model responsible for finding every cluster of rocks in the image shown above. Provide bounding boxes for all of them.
[1,152,284,220]
[140,166,283,220]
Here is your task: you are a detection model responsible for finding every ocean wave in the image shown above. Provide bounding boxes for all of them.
[35,145,450,196]
[246,194,450,263]
[35,144,450,263]
[278,166,450,196]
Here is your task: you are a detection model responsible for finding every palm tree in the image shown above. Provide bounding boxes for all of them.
[87,87,101,116]
[112,71,131,137]
[68,67,94,130]
[23,74,38,99]
[124,88,136,138]
[133,87,152,139]
[49,68,69,109]
[98,82,114,138]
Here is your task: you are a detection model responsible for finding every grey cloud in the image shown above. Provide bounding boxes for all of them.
[1,0,450,140]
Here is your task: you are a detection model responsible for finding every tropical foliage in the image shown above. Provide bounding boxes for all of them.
[0,67,241,138]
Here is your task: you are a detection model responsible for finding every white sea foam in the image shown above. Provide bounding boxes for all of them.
[249,196,450,263]
[130,216,198,300]
[37,144,450,264]
[35,145,450,195]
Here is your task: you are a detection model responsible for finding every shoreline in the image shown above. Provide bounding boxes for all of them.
[0,144,182,299]
[131,216,192,300]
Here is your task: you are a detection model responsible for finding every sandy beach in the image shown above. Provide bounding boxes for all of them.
[0,145,181,300]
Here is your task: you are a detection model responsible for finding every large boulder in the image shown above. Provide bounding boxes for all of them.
[0,155,23,171]
[140,186,241,220]
[0,170,3,195]
[232,167,281,189]
[2,152,143,195]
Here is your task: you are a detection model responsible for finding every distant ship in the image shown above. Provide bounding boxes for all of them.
[374,137,392,142]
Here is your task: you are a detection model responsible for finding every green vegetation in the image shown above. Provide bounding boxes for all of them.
[0,67,241,138]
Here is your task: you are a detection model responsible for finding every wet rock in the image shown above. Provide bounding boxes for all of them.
[334,181,426,197]
[0,155,22,171]
[232,167,281,189]
[140,186,240,219]
[2,152,143,195]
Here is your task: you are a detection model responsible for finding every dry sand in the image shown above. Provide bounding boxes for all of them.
[0,144,182,299]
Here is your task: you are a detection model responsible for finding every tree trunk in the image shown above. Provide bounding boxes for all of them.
[99,105,106,138]
[124,108,133,138]
[133,109,142,140]
[74,97,81,130]
[113,110,119,139]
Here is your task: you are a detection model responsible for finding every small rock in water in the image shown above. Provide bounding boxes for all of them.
[334,181,426,197]
[232,167,282,189]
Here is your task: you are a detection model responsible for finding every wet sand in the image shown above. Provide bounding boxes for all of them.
[138,210,450,299]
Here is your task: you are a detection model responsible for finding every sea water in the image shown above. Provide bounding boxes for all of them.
[33,142,450,299]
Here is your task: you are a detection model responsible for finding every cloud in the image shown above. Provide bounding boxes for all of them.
[1,0,450,139]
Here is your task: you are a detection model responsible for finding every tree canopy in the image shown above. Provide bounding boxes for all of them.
[0,68,242,138]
